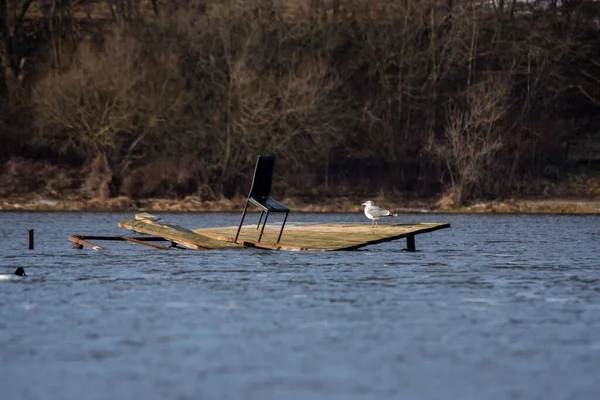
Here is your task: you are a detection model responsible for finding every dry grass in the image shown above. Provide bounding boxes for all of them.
[2,194,599,214]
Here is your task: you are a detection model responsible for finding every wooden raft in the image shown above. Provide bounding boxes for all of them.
[118,219,450,251]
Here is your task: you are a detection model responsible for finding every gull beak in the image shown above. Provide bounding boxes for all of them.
[361,202,367,206]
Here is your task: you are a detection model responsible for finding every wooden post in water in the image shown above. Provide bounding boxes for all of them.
[28,229,34,250]
[406,235,416,252]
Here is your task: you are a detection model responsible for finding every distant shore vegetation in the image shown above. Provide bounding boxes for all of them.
[1,0,599,206]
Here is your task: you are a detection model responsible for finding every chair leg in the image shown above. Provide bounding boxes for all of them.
[257,211,265,229]
[234,200,250,244]
[277,211,289,243]
[258,211,269,242]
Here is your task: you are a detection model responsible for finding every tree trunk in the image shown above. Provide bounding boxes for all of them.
[0,0,9,102]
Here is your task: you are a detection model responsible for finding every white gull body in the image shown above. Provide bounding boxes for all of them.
[361,200,397,227]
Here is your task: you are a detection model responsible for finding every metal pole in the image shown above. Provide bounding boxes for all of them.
[406,235,415,252]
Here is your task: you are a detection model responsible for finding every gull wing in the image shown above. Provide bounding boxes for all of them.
[368,205,392,217]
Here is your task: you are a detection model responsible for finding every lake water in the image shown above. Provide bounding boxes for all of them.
[1,211,599,400]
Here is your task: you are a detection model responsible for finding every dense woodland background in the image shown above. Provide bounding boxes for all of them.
[1,0,600,205]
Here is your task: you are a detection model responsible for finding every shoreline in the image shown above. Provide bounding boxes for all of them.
[1,195,600,214]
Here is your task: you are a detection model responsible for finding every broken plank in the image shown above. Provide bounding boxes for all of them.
[69,235,104,250]
[74,235,167,242]
[118,219,237,251]
[122,236,170,250]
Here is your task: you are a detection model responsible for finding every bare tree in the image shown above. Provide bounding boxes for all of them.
[0,0,32,101]
[33,31,187,197]
[427,77,510,204]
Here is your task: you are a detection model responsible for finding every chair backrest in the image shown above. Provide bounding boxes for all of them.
[249,155,275,198]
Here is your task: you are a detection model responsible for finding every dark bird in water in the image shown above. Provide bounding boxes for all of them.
[14,267,26,277]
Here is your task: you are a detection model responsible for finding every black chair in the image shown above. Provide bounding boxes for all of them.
[234,155,290,244]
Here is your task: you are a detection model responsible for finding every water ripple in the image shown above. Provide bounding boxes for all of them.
[1,212,599,400]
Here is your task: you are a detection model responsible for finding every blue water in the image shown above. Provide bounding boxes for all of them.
[1,212,599,400]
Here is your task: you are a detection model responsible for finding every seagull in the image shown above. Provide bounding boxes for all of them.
[361,200,397,228]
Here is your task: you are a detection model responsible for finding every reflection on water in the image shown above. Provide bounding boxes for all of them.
[1,212,600,400]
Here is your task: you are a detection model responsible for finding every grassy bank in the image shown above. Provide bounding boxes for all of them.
[2,194,599,214]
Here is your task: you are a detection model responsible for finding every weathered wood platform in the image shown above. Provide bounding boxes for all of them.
[117,219,450,251]
[195,223,449,251]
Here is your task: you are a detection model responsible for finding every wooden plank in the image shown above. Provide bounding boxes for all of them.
[68,235,104,250]
[75,235,167,242]
[122,237,169,250]
[118,219,237,250]
[239,240,310,251]
[67,234,170,250]
[194,222,450,251]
